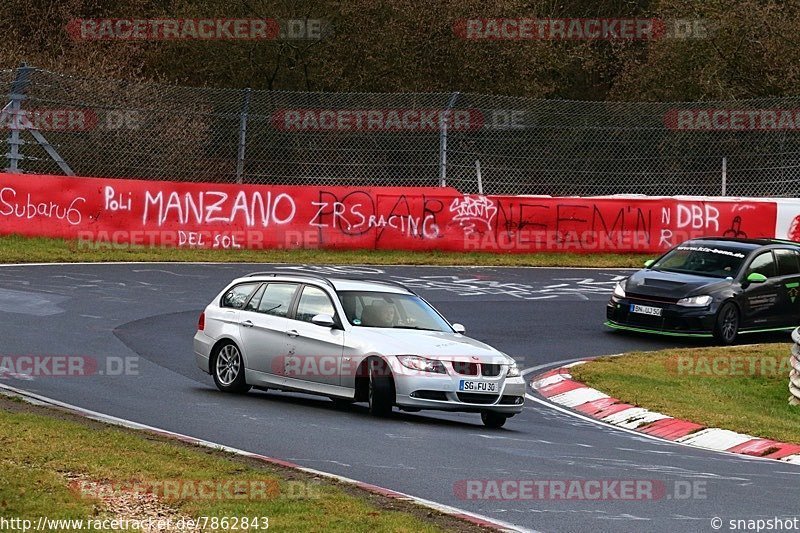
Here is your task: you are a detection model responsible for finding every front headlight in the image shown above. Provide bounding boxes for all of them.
[612,281,627,299]
[676,295,713,307]
[396,355,446,374]
[506,362,521,377]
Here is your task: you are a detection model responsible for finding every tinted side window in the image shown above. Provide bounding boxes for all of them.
[775,249,800,276]
[243,284,266,312]
[295,286,336,323]
[258,283,298,317]
[747,252,777,278]
[221,283,260,309]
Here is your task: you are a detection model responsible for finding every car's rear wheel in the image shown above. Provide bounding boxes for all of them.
[212,342,251,393]
[713,302,739,345]
[368,358,394,417]
[481,411,508,429]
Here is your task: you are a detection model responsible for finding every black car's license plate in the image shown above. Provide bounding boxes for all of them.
[630,304,662,317]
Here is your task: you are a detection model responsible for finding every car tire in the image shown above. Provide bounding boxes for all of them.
[481,411,508,429]
[713,302,740,345]
[211,342,251,394]
[368,358,394,417]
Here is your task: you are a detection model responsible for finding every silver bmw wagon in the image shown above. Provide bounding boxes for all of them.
[194,272,525,428]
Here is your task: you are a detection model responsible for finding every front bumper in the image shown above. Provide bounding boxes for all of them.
[606,297,717,337]
[390,363,526,414]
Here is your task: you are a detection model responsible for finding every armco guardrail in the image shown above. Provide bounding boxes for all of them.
[0,172,794,254]
[791,328,800,406]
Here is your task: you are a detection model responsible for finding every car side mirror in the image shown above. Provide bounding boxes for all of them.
[452,323,466,334]
[746,272,767,284]
[644,259,655,268]
[311,314,336,327]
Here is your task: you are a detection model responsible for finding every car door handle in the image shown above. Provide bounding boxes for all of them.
[286,329,299,337]
[241,320,254,328]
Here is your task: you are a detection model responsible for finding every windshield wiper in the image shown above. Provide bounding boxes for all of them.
[391,325,438,331]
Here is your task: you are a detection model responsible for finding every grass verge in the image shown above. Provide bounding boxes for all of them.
[0,235,650,267]
[570,344,800,444]
[0,395,481,532]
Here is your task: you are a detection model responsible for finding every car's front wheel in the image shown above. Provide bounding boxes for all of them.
[212,342,251,393]
[368,358,394,417]
[481,411,508,429]
[713,301,740,345]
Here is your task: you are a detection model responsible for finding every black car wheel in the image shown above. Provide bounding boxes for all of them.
[368,358,395,417]
[211,342,251,393]
[481,411,508,429]
[713,302,739,345]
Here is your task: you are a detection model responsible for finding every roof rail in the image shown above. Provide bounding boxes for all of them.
[245,271,335,288]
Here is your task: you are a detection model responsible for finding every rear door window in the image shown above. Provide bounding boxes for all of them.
[775,249,800,277]
[258,283,298,317]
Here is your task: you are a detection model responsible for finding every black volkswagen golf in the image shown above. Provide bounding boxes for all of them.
[606,237,800,344]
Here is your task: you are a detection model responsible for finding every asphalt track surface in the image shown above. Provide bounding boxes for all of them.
[1,263,798,533]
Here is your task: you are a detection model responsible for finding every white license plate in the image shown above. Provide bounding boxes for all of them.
[459,380,498,393]
[630,304,662,317]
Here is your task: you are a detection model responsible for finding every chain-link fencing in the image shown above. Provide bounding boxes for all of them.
[3,65,800,197]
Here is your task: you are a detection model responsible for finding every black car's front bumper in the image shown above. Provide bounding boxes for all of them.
[606,296,717,337]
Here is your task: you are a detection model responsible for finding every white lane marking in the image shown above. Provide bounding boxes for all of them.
[0,382,531,533]
[675,428,756,451]
[520,358,590,377]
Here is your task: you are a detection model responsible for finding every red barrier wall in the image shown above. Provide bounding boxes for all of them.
[0,173,779,253]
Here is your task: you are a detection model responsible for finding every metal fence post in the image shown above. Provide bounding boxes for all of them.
[721,156,727,196]
[236,87,252,184]
[439,91,460,187]
[4,63,33,173]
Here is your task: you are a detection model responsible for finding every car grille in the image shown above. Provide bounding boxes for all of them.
[452,361,478,375]
[627,293,679,304]
[457,393,499,404]
[452,362,503,376]
[481,364,502,377]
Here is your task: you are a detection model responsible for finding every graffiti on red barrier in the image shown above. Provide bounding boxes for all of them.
[0,173,781,253]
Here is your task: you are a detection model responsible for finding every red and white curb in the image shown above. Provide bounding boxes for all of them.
[531,362,800,465]
[0,383,529,533]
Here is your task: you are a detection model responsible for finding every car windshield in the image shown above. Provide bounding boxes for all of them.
[337,291,453,331]
[651,244,747,278]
